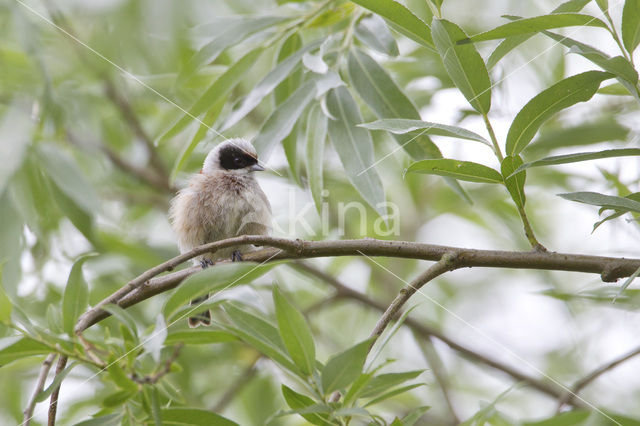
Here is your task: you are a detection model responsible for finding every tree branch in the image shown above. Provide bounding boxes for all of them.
[74,236,640,335]
[23,353,58,426]
[47,355,68,426]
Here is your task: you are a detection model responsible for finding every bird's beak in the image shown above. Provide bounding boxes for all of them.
[249,163,265,172]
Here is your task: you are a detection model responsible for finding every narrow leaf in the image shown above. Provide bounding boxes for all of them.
[305,105,327,213]
[102,304,139,338]
[513,149,640,174]
[0,270,11,322]
[0,106,32,194]
[432,19,492,114]
[347,49,442,159]
[253,79,317,158]
[273,286,316,376]
[36,362,78,402]
[506,71,613,155]
[463,14,608,43]
[406,159,503,184]
[360,118,491,145]
[62,253,97,335]
[160,408,239,426]
[281,385,331,426]
[325,87,386,216]
[163,262,274,321]
[364,383,424,407]
[223,303,298,373]
[355,14,399,56]
[322,339,373,394]
[222,40,320,130]
[0,337,50,366]
[622,0,640,54]
[558,191,640,213]
[159,48,262,142]
[165,329,237,345]
[350,0,433,48]
[360,370,424,398]
[179,16,284,83]
[526,120,629,152]
[501,155,526,208]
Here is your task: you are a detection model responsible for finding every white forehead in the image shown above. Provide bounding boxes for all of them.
[202,138,258,172]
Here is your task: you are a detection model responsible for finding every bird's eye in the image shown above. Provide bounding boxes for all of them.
[234,157,246,167]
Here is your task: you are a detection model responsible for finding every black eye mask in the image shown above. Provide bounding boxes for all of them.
[219,145,258,170]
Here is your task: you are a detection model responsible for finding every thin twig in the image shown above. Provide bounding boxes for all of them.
[557,344,640,409]
[369,252,459,340]
[47,355,68,426]
[104,80,170,181]
[130,344,183,385]
[292,261,573,404]
[23,353,57,426]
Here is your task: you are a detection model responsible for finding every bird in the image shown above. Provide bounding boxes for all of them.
[169,138,272,327]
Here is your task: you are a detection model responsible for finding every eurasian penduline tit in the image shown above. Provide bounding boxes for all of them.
[169,138,272,327]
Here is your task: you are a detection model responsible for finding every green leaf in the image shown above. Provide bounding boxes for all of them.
[322,339,372,394]
[364,383,424,407]
[165,329,237,345]
[432,19,491,114]
[273,286,316,376]
[513,149,640,175]
[159,408,239,426]
[281,385,331,426]
[623,0,640,54]
[253,79,317,157]
[463,13,608,43]
[0,106,32,194]
[73,413,122,426]
[62,253,97,335]
[593,192,640,231]
[223,303,298,373]
[526,120,630,153]
[360,118,491,145]
[355,14,399,56]
[107,363,138,392]
[350,0,433,48]
[346,49,441,159]
[150,387,162,426]
[406,159,503,184]
[102,304,139,338]
[38,145,99,215]
[485,0,593,69]
[170,94,227,183]
[274,33,305,106]
[305,105,327,214]
[159,48,262,142]
[163,262,274,321]
[505,71,613,155]
[222,38,320,130]
[178,16,284,83]
[325,87,386,216]
[36,362,78,401]
[558,191,640,213]
[0,271,11,323]
[401,406,431,426]
[0,337,50,366]
[360,370,424,398]
[501,155,526,208]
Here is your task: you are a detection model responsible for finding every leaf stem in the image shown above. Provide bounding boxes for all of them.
[517,204,545,251]
[482,113,504,162]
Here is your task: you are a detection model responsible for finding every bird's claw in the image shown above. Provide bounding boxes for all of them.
[200,258,214,269]
[231,250,243,262]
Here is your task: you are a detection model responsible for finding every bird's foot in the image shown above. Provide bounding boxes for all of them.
[200,258,214,269]
[231,250,243,262]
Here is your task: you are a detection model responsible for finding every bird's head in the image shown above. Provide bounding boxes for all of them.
[202,138,265,175]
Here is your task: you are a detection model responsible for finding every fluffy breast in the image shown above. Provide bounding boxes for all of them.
[169,172,271,257]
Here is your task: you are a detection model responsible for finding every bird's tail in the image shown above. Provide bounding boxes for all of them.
[188,294,211,328]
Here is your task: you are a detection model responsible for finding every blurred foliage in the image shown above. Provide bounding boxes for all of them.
[1,0,640,424]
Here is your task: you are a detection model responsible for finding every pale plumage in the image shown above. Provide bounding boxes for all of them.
[169,138,271,326]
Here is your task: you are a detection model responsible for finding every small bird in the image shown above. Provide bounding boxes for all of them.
[169,138,272,327]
